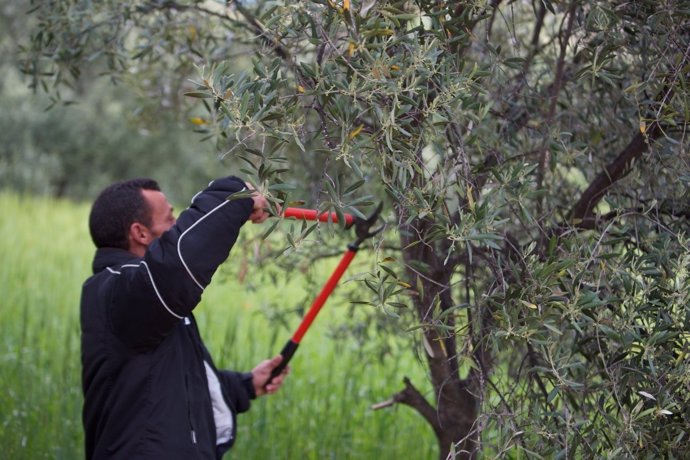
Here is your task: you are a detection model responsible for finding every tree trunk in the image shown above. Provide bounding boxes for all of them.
[397,212,481,460]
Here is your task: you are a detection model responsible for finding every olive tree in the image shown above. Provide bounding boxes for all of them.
[23,0,690,458]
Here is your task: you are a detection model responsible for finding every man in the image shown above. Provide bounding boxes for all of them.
[80,176,287,459]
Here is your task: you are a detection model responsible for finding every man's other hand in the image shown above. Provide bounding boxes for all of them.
[251,355,289,397]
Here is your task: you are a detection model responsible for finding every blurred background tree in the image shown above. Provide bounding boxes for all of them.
[15,0,690,458]
[1,1,232,202]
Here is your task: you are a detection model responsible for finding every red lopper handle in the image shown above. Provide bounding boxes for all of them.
[283,208,354,227]
[268,246,358,383]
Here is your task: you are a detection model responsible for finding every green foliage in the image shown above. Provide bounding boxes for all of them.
[487,228,690,458]
[18,0,690,457]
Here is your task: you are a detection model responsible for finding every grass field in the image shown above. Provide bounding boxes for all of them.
[0,192,436,459]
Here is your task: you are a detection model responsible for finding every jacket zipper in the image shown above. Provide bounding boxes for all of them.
[184,374,197,445]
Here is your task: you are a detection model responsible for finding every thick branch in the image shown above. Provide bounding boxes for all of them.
[566,40,689,229]
[490,1,549,140]
[568,122,661,227]
[372,377,441,436]
[536,2,577,199]
[527,0,547,64]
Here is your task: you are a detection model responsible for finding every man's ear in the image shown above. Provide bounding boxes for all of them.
[129,222,152,247]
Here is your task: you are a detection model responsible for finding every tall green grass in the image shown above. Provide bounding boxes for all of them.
[0,194,84,459]
[0,193,436,459]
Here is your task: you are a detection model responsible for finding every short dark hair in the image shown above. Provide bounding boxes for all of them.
[89,178,161,250]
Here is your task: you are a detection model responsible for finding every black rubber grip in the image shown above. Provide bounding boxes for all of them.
[268,340,299,383]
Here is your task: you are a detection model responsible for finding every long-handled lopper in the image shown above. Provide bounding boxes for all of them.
[267,204,384,383]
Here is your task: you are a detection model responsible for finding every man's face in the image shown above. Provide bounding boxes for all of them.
[142,189,176,239]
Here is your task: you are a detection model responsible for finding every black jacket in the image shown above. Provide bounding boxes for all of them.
[81,176,256,459]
